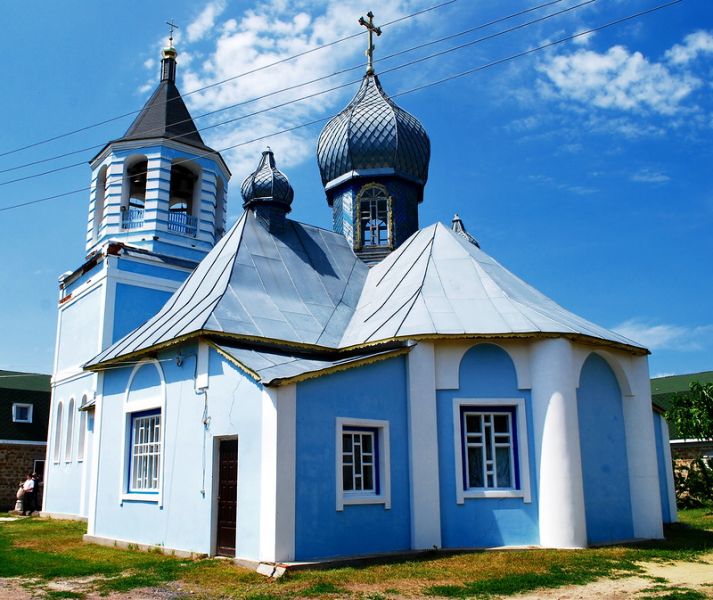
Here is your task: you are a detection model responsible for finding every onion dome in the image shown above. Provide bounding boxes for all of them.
[241,148,294,212]
[316,74,430,189]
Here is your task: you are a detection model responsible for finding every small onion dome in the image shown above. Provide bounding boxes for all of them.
[241,148,294,212]
[317,73,430,189]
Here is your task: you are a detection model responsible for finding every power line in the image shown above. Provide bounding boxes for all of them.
[0,0,569,176]
[0,0,598,186]
[0,0,459,159]
[0,0,684,214]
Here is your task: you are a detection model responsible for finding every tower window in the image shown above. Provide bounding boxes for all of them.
[127,160,148,210]
[168,163,199,237]
[122,157,148,230]
[358,184,390,247]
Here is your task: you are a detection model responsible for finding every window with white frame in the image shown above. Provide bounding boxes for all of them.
[53,402,63,463]
[128,410,162,492]
[65,397,75,462]
[453,398,531,504]
[77,404,87,462]
[462,408,516,490]
[336,418,390,510]
[12,403,33,423]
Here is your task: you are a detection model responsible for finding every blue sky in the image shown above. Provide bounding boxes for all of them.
[0,0,710,377]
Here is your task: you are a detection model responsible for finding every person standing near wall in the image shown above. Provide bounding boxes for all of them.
[21,473,35,516]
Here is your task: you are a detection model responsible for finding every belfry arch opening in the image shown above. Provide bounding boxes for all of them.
[92,165,108,241]
[122,156,148,229]
[357,183,391,248]
[169,161,200,236]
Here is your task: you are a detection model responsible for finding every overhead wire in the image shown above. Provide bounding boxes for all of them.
[0,0,459,159]
[0,0,572,176]
[0,0,684,214]
[0,0,599,187]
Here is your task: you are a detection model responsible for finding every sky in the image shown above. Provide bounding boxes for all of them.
[0,0,710,378]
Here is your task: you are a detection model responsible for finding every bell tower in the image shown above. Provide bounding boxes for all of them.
[42,36,231,520]
[86,42,230,262]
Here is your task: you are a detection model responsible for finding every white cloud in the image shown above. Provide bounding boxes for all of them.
[538,45,701,116]
[144,58,156,70]
[665,30,713,65]
[630,168,670,184]
[571,29,596,46]
[174,0,436,173]
[613,319,713,351]
[187,0,227,43]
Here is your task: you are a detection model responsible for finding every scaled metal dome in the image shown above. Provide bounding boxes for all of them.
[241,148,294,211]
[317,74,430,189]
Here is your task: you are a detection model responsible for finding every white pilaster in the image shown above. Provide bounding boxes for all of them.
[623,356,664,539]
[661,418,678,523]
[407,342,442,549]
[258,385,296,563]
[86,373,104,537]
[530,338,587,548]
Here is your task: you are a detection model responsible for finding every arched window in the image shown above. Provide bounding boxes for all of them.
[65,397,75,462]
[214,176,225,239]
[53,401,63,463]
[168,162,200,236]
[358,184,390,247]
[122,156,148,230]
[93,165,108,241]
[77,395,88,462]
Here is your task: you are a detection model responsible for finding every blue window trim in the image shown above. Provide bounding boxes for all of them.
[342,425,380,495]
[459,405,520,492]
[127,408,161,495]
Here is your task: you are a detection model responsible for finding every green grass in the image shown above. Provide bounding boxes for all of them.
[0,508,711,599]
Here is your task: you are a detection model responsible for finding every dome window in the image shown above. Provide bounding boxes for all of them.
[358,184,391,248]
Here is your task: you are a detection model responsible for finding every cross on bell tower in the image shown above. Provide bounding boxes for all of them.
[166,19,179,47]
[358,11,382,75]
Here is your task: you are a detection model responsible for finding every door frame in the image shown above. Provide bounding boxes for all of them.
[210,435,238,557]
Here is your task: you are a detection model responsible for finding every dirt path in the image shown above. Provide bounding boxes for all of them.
[1,552,711,599]
[509,551,713,599]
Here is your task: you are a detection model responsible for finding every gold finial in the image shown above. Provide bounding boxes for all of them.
[358,11,382,75]
[166,18,179,47]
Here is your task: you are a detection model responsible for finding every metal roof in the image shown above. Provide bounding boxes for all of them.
[316,74,430,188]
[86,211,369,367]
[213,343,411,386]
[87,212,645,372]
[338,222,646,351]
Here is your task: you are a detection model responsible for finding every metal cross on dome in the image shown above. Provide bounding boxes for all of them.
[358,11,382,75]
[166,19,179,46]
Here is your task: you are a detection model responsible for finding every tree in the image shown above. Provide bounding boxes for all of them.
[667,381,713,508]
[667,381,713,442]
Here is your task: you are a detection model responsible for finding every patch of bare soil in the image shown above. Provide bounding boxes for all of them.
[508,551,713,599]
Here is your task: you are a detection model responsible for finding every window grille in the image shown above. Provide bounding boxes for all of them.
[129,411,162,492]
[342,428,378,494]
[462,409,516,490]
[358,185,390,247]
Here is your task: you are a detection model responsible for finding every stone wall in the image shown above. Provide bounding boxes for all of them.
[0,442,46,511]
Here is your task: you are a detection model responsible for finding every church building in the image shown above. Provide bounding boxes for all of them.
[42,24,677,569]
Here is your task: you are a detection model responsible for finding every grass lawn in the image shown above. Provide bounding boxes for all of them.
[0,508,711,599]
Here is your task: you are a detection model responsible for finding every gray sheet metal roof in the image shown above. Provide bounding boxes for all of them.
[87,214,645,370]
[86,211,369,367]
[338,222,645,351]
[213,343,411,386]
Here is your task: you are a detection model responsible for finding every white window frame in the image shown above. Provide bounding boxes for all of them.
[53,401,63,464]
[120,359,166,504]
[453,398,531,504]
[77,405,88,462]
[336,417,391,511]
[12,403,33,423]
[65,397,75,462]
[128,410,162,493]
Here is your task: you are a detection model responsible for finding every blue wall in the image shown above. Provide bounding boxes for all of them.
[113,283,173,342]
[436,344,539,548]
[295,357,411,560]
[653,412,672,523]
[577,354,634,544]
[92,346,265,559]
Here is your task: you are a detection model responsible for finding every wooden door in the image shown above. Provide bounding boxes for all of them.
[216,439,238,557]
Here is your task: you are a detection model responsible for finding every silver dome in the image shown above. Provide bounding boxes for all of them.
[241,148,294,211]
[317,74,430,189]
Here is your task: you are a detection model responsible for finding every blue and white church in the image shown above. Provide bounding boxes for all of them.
[43,30,677,569]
